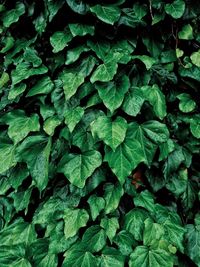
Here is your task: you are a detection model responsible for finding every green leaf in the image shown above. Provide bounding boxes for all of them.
[190,117,200,139]
[2,110,40,144]
[165,0,185,19]
[2,2,25,27]
[132,55,156,70]
[143,218,165,246]
[8,83,26,100]
[69,23,94,36]
[100,217,119,243]
[141,85,167,119]
[185,216,200,267]
[50,29,73,53]
[129,246,174,267]
[65,107,84,132]
[177,93,196,113]
[58,151,102,188]
[104,132,144,183]
[99,247,125,267]
[124,208,149,241]
[90,5,121,25]
[190,50,200,67]
[17,136,52,191]
[63,245,98,267]
[66,0,89,15]
[178,24,193,40]
[63,208,89,239]
[122,87,145,117]
[87,195,105,221]
[134,190,155,212]
[0,143,16,174]
[43,116,61,136]
[90,54,119,83]
[104,183,124,214]
[114,230,136,256]
[91,116,128,151]
[65,44,89,65]
[26,77,54,97]
[82,225,107,252]
[96,75,130,113]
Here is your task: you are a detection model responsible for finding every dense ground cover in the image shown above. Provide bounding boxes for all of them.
[0,0,200,266]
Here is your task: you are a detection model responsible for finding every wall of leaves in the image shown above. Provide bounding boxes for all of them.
[0,0,200,266]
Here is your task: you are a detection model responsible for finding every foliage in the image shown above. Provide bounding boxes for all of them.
[0,0,200,266]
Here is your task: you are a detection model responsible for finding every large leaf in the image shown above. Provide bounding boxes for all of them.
[129,246,174,267]
[165,0,185,19]
[90,5,121,25]
[91,116,128,151]
[58,151,102,188]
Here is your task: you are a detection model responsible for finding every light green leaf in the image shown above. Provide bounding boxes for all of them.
[122,87,145,116]
[165,0,185,19]
[129,246,174,267]
[17,136,52,191]
[69,23,94,36]
[96,75,130,113]
[132,55,156,70]
[100,217,119,243]
[65,107,84,132]
[90,54,120,83]
[50,29,73,53]
[26,77,54,97]
[177,93,196,113]
[190,118,200,139]
[124,208,149,241]
[99,247,125,267]
[8,83,26,100]
[82,226,107,252]
[0,143,16,174]
[143,218,165,246]
[2,110,40,144]
[61,71,85,100]
[43,116,61,136]
[104,183,124,214]
[65,45,89,65]
[90,5,121,25]
[63,208,89,239]
[178,24,193,40]
[190,50,200,67]
[2,2,25,27]
[91,116,128,151]
[58,151,102,188]
[141,84,167,119]
[104,133,144,183]
[87,195,105,221]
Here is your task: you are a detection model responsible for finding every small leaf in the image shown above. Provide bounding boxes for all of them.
[190,50,200,67]
[69,23,95,36]
[87,195,105,221]
[178,24,193,40]
[2,2,25,27]
[165,0,185,19]
[50,29,73,53]
[177,93,196,113]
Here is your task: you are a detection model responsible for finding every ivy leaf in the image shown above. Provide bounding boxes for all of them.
[0,143,17,174]
[26,77,54,97]
[16,136,52,191]
[177,93,196,113]
[165,0,185,19]
[124,208,149,241]
[66,0,89,15]
[96,75,130,113]
[141,84,167,119]
[1,2,25,27]
[100,217,119,243]
[91,116,128,151]
[69,23,95,36]
[2,110,40,144]
[65,107,84,133]
[132,55,156,70]
[99,247,125,267]
[190,50,200,67]
[190,117,200,139]
[104,183,124,214]
[143,218,165,246]
[129,246,174,267]
[87,195,105,221]
[90,5,121,25]
[50,29,73,53]
[43,116,61,136]
[63,208,89,239]
[82,225,107,252]
[122,87,145,117]
[58,151,102,188]
[178,24,193,40]
[114,230,137,256]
